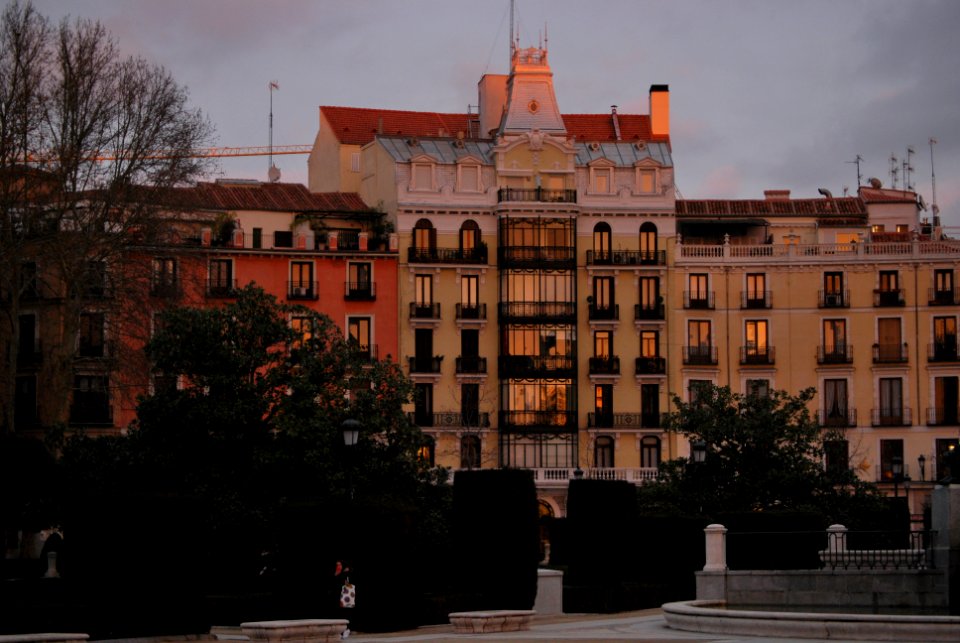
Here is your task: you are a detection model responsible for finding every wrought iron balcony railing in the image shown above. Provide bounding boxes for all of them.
[682,345,718,365]
[498,246,575,267]
[287,281,319,300]
[587,412,663,429]
[498,355,575,378]
[344,281,376,300]
[588,356,620,375]
[634,303,665,321]
[585,250,666,266]
[740,346,775,365]
[499,410,577,432]
[741,291,772,309]
[635,356,666,375]
[498,301,576,322]
[928,342,959,362]
[929,287,960,306]
[683,291,715,309]
[497,187,577,203]
[408,411,490,428]
[871,407,912,427]
[409,303,441,319]
[926,407,960,426]
[872,343,908,364]
[819,290,850,308]
[408,355,443,374]
[818,345,853,364]
[455,303,487,320]
[455,356,487,374]
[588,303,619,321]
[873,288,905,307]
[407,246,487,264]
[206,279,238,298]
[818,408,857,428]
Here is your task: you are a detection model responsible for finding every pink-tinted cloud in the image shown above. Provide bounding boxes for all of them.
[697,165,742,198]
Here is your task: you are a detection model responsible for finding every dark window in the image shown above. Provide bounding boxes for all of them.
[274,230,293,248]
[78,313,105,357]
[640,435,661,468]
[460,434,481,469]
[414,383,433,426]
[825,440,849,477]
[594,435,614,468]
[879,439,903,481]
[71,375,111,424]
[461,383,480,426]
[641,383,660,427]
[14,375,37,427]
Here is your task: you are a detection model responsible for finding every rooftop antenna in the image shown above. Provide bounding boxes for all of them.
[268,80,281,182]
[903,145,915,192]
[846,154,863,188]
[889,154,899,189]
[930,137,940,224]
[509,0,515,63]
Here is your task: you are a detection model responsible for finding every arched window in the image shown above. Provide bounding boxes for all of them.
[460,434,481,469]
[640,222,658,263]
[413,218,436,259]
[594,435,615,468]
[460,220,480,258]
[593,222,611,263]
[640,435,661,468]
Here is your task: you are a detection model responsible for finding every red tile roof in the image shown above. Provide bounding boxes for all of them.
[858,187,917,204]
[677,197,867,218]
[320,106,668,145]
[171,182,369,213]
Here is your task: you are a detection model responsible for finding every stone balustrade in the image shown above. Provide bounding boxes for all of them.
[448,610,535,633]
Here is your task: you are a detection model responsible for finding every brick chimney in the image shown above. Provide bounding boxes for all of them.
[764,190,791,201]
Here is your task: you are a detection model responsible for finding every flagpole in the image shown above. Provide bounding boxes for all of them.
[269,81,279,173]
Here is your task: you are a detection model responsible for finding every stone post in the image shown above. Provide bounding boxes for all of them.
[696,524,728,601]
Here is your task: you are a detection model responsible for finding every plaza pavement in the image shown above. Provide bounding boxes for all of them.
[329,609,889,643]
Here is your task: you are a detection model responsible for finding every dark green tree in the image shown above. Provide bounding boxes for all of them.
[639,384,881,521]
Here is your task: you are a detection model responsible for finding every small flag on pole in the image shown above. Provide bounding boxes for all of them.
[269,80,279,90]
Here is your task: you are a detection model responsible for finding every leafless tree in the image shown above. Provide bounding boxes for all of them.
[0,1,214,434]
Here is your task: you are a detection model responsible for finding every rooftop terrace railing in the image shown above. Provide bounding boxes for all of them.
[677,237,960,264]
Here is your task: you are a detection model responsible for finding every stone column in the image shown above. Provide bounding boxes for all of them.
[696,524,728,601]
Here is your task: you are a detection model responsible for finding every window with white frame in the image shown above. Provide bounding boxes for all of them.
[637,168,657,194]
[591,166,613,194]
[412,162,434,191]
[457,163,481,192]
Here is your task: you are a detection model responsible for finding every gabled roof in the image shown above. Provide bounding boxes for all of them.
[858,187,918,204]
[170,181,369,213]
[320,106,669,146]
[676,197,867,218]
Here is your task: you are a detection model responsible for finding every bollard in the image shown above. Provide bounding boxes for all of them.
[703,524,728,572]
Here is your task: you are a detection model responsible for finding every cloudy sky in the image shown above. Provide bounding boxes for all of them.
[31,0,960,227]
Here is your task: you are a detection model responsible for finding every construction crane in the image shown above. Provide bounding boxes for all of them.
[94,144,313,161]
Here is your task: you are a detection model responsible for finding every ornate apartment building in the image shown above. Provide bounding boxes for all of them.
[307,43,959,516]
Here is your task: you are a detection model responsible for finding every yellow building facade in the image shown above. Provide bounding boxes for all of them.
[307,44,959,518]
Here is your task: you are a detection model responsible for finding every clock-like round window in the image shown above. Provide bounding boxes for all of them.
[528,99,540,114]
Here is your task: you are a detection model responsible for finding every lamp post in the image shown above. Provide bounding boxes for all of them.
[691,440,707,464]
[891,455,903,498]
[918,454,926,482]
[341,418,360,500]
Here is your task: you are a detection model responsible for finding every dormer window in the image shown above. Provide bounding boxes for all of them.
[637,168,657,194]
[412,162,435,191]
[590,167,613,194]
[457,163,481,193]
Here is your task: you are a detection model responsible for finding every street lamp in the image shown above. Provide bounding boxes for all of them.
[891,455,903,498]
[691,440,707,464]
[342,418,360,447]
[918,454,926,482]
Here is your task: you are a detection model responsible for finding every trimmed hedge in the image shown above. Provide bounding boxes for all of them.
[452,469,539,611]
[718,510,828,570]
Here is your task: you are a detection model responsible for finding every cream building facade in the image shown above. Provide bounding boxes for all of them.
[308,44,959,518]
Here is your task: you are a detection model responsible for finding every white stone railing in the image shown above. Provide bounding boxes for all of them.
[677,237,960,265]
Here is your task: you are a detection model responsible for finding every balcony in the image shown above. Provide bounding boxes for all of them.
[150,281,181,298]
[497,187,577,203]
[498,301,576,323]
[683,345,718,366]
[818,408,858,428]
[528,467,660,486]
[407,246,487,264]
[873,288,905,307]
[928,342,959,362]
[818,290,850,308]
[206,279,238,298]
[741,291,772,309]
[344,281,376,301]
[585,250,666,266]
[350,343,378,362]
[740,346,775,365]
[873,343,908,364]
[408,411,490,428]
[498,355,575,378]
[456,303,486,320]
[287,281,319,300]
[588,303,619,321]
[408,355,443,374]
[635,356,666,375]
[455,356,487,374]
[817,345,853,365]
[926,407,960,426]
[498,246,575,269]
[929,287,960,306]
[587,412,663,429]
[409,302,441,320]
[634,303,665,321]
[676,239,960,265]
[588,356,620,375]
[871,407,912,427]
[683,291,715,309]
[499,410,577,432]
